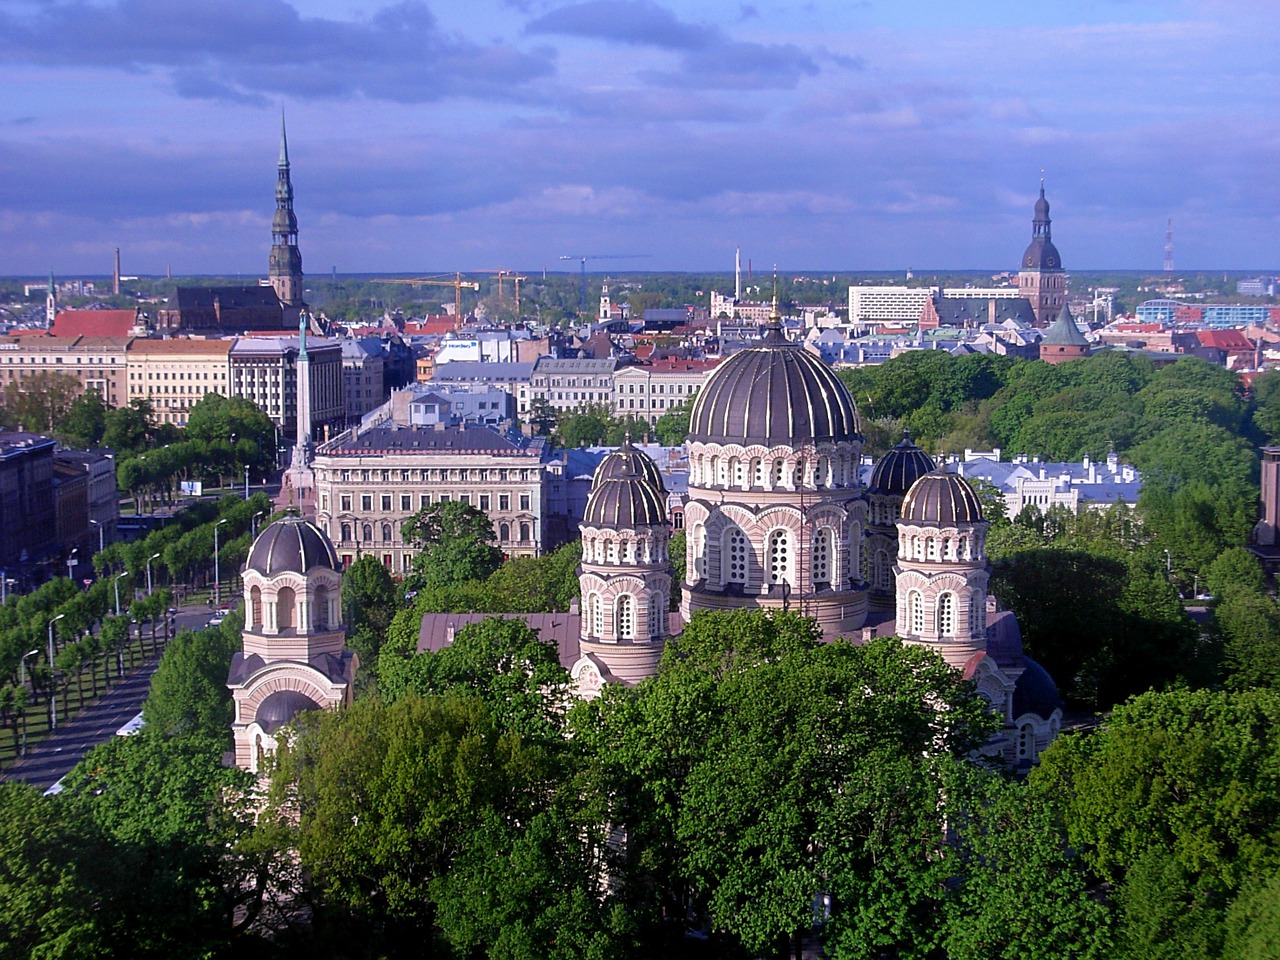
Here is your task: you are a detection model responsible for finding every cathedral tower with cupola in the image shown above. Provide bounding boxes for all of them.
[575,438,672,695]
[227,516,356,773]
[681,319,868,635]
[1017,181,1067,325]
[864,432,935,611]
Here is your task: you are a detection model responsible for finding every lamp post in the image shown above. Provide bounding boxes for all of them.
[146,552,161,596]
[1,569,6,605]
[113,571,128,617]
[1163,548,1172,574]
[252,511,265,539]
[19,648,38,756]
[47,613,65,731]
[89,518,104,555]
[244,464,250,499]
[65,549,77,583]
[214,519,229,608]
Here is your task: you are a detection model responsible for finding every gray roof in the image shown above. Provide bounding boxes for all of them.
[583,476,668,530]
[689,327,860,446]
[1040,303,1090,347]
[320,423,545,457]
[431,361,534,382]
[868,434,935,496]
[246,517,341,576]
[256,689,321,733]
[901,471,984,525]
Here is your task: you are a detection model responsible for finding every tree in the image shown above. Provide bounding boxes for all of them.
[342,555,397,668]
[379,616,571,742]
[102,399,153,458]
[0,371,81,433]
[142,620,241,742]
[653,396,695,445]
[401,500,503,593]
[1034,687,1280,958]
[58,388,107,448]
[556,403,615,448]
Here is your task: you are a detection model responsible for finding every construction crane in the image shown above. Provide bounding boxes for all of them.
[373,273,481,326]
[559,254,650,312]
[476,269,530,314]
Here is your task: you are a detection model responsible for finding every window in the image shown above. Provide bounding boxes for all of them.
[341,523,351,542]
[520,494,530,511]
[479,494,490,511]
[250,586,262,629]
[361,495,372,511]
[591,594,603,637]
[908,590,924,635]
[460,494,470,506]
[649,592,663,638]
[382,524,393,543]
[616,595,634,639]
[381,495,392,512]
[420,494,430,509]
[969,592,985,634]
[362,524,373,542]
[277,586,296,630]
[768,530,791,585]
[724,527,748,583]
[520,522,530,542]
[401,495,411,512]
[937,592,955,636]
[812,528,832,585]
[499,522,510,541]
[499,494,510,511]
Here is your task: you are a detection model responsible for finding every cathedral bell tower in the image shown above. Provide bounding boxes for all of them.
[268,113,304,317]
[1017,181,1067,325]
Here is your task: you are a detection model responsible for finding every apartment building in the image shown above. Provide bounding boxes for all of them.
[0,336,131,407]
[126,338,233,425]
[612,358,720,423]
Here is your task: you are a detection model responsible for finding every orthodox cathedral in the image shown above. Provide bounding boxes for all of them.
[232,313,1062,771]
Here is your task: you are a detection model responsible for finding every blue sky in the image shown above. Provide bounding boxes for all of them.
[0,0,1276,277]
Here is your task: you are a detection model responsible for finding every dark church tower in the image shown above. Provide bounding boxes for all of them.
[268,114,304,315]
[1017,181,1066,325]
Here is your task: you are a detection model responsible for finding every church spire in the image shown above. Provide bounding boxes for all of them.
[269,112,304,312]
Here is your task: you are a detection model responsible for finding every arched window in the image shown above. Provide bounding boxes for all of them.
[590,594,603,638]
[874,548,892,590]
[616,595,634,639]
[752,459,766,486]
[937,592,956,636]
[732,459,744,487]
[314,585,329,630]
[723,527,748,583]
[691,523,706,579]
[768,529,791,585]
[969,592,985,634]
[926,538,939,561]
[648,592,664,638]
[908,590,924,635]
[710,456,721,486]
[499,522,510,542]
[277,586,295,631]
[362,524,373,543]
[519,522,530,542]
[250,585,262,629]
[340,523,351,542]
[812,528,832,586]
[1018,723,1037,761]
[382,523,392,543]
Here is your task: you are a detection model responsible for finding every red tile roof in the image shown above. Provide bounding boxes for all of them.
[51,309,136,338]
[1196,329,1254,352]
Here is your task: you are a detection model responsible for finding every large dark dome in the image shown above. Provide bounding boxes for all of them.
[900,471,985,525]
[868,433,936,496]
[1012,657,1062,718]
[246,516,341,576]
[256,689,321,733]
[594,437,666,493]
[583,476,668,531]
[688,327,860,446]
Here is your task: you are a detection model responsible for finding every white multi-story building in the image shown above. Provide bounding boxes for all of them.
[612,358,720,423]
[847,285,1023,326]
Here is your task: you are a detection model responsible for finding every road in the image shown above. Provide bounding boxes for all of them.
[0,606,217,791]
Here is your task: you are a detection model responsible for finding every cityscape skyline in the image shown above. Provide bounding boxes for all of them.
[1,0,1276,276]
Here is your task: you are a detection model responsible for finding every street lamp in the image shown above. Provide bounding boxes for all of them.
[146,552,161,596]
[19,649,38,756]
[252,511,265,538]
[113,571,128,617]
[47,613,65,731]
[1163,548,1172,574]
[244,464,250,499]
[1,569,7,605]
[214,518,229,608]
[89,518,104,555]
[65,549,77,583]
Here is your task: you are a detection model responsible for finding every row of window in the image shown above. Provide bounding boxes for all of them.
[334,491,532,513]
[333,467,535,483]
[693,454,857,490]
[335,520,533,544]
[2,355,121,364]
[692,526,845,588]
[585,591,666,640]
[904,590,985,637]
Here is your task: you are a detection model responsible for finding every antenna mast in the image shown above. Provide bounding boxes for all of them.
[1163,217,1174,273]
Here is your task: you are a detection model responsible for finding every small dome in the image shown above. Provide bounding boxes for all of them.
[256,689,321,734]
[1013,657,1062,718]
[688,325,860,446]
[868,433,936,496]
[246,516,341,577]
[594,437,666,493]
[900,470,984,525]
[583,476,668,530]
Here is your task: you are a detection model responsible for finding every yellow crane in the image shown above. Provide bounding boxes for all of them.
[374,273,481,325]
[477,269,531,314]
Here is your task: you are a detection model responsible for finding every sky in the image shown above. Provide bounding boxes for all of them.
[0,0,1277,277]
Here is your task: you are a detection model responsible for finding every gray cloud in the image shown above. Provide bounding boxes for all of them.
[0,0,556,103]
[525,0,714,50]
